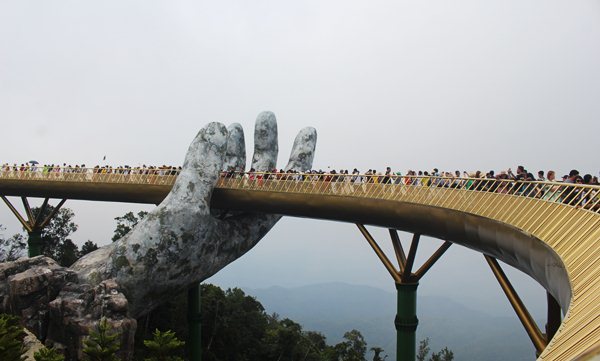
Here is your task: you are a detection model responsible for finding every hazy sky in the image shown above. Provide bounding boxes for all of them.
[1,0,599,327]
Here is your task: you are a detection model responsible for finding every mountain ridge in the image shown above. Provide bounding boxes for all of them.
[241,282,539,361]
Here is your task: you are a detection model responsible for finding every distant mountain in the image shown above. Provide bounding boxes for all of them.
[244,282,539,361]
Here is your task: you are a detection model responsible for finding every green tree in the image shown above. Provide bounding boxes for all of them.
[0,313,26,361]
[417,338,431,361]
[112,211,148,242]
[80,240,99,256]
[265,318,305,360]
[30,206,79,264]
[83,317,121,361]
[143,329,185,361]
[34,347,65,361]
[416,338,454,361]
[55,239,80,267]
[370,346,386,361]
[0,225,26,262]
[134,291,188,359]
[79,239,98,257]
[301,331,329,361]
[430,347,453,361]
[131,283,372,361]
[332,329,367,361]
[202,286,268,360]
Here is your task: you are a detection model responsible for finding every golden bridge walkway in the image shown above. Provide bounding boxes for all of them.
[1,166,599,361]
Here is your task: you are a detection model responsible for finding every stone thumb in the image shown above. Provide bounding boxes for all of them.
[164,122,228,209]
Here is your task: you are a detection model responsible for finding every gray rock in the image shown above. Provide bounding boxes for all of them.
[0,256,77,338]
[48,279,136,361]
[23,328,44,361]
[0,257,135,360]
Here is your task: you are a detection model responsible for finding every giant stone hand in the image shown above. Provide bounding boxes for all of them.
[71,111,317,316]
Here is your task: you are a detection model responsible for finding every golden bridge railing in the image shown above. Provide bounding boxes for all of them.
[1,166,599,360]
[0,166,599,213]
[217,172,600,214]
[0,165,180,185]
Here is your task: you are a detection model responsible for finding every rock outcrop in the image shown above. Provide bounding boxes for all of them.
[0,256,135,360]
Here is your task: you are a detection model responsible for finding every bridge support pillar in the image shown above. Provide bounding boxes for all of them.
[395,282,419,361]
[1,196,67,258]
[27,230,43,257]
[188,283,202,361]
[356,225,452,361]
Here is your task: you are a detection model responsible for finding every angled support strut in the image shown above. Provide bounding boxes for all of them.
[1,196,67,257]
[484,255,547,354]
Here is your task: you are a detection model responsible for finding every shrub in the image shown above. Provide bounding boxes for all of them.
[34,347,65,361]
[143,329,185,361]
[0,313,26,361]
[82,317,121,361]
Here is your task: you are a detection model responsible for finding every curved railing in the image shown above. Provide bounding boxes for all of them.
[1,166,599,360]
[1,166,598,213]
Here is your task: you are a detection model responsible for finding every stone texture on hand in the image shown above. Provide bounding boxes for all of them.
[71,111,317,317]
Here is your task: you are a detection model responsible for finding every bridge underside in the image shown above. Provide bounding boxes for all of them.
[212,189,572,314]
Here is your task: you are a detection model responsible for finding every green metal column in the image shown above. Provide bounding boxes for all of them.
[395,282,419,361]
[188,283,202,361]
[27,230,43,257]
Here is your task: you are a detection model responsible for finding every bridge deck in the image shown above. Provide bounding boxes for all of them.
[0,169,598,360]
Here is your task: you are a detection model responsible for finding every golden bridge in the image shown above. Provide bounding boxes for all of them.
[1,168,599,361]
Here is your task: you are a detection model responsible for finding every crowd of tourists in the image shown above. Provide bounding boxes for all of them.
[224,165,599,186]
[2,162,598,185]
[1,162,598,208]
[1,163,181,177]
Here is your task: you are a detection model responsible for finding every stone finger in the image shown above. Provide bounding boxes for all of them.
[223,123,246,172]
[284,127,317,172]
[251,111,278,172]
[165,122,228,209]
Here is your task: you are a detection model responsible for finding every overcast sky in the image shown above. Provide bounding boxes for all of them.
[1,0,599,329]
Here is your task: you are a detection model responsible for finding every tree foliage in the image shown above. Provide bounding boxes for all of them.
[330,329,368,361]
[80,240,99,256]
[417,338,431,361]
[430,347,454,361]
[32,206,78,259]
[26,206,99,266]
[132,284,388,361]
[83,317,121,361]
[143,329,185,361]
[112,211,148,242]
[201,285,268,360]
[370,346,387,361]
[417,338,454,361]
[0,313,26,361]
[34,346,65,361]
[55,239,80,267]
[29,206,79,266]
[0,225,26,262]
